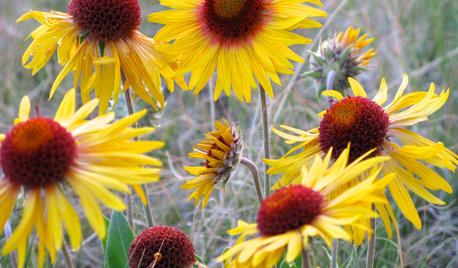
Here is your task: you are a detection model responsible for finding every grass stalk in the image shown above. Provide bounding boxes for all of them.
[62,240,75,268]
[3,221,17,267]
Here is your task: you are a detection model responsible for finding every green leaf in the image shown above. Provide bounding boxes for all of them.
[311,52,326,65]
[303,71,322,79]
[105,211,134,268]
[193,254,206,268]
[101,216,111,250]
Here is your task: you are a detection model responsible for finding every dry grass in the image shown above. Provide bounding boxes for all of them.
[0,0,457,267]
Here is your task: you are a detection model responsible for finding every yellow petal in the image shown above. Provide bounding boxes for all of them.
[348,77,367,98]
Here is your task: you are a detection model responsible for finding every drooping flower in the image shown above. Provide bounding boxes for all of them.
[18,0,186,114]
[148,0,327,102]
[183,119,243,208]
[305,26,377,95]
[128,226,196,268]
[265,74,456,231]
[0,89,164,267]
[217,147,393,268]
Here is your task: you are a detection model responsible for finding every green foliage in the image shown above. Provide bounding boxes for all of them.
[105,212,134,268]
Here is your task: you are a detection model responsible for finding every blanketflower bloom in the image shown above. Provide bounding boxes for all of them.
[183,119,243,208]
[18,0,186,114]
[0,89,164,267]
[148,0,327,102]
[217,147,393,268]
[306,26,377,94]
[265,74,456,231]
[128,226,196,268]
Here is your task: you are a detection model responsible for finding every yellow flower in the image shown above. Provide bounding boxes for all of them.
[183,119,243,208]
[0,89,164,267]
[335,26,376,66]
[18,0,186,114]
[266,74,456,232]
[306,26,377,94]
[217,147,393,268]
[148,0,327,102]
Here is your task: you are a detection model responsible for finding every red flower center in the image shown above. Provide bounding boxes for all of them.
[318,96,390,162]
[199,0,269,47]
[257,185,323,236]
[67,0,141,41]
[0,117,76,188]
[128,226,196,268]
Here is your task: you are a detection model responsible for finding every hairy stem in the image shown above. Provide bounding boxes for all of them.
[259,86,271,197]
[124,89,136,228]
[209,75,216,126]
[326,69,336,91]
[331,239,338,268]
[124,88,155,227]
[240,157,264,205]
[302,247,311,268]
[366,208,377,268]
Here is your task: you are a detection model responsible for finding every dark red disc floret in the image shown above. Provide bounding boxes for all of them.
[318,96,390,162]
[0,117,76,188]
[257,185,324,236]
[199,0,268,46]
[128,226,196,268]
[67,0,141,41]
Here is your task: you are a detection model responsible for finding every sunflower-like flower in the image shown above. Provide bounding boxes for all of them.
[306,26,377,95]
[183,119,243,208]
[0,89,164,267]
[217,147,393,268]
[18,0,186,114]
[265,74,456,231]
[128,226,196,268]
[148,0,327,102]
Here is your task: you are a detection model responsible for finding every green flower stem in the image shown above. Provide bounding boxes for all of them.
[124,88,135,228]
[331,239,338,268]
[62,240,75,268]
[124,87,155,228]
[240,157,264,205]
[326,69,336,91]
[259,86,271,197]
[302,247,311,268]
[366,207,377,268]
[209,75,216,126]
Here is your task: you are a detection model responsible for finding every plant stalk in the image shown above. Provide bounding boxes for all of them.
[366,208,377,268]
[209,75,216,126]
[124,89,135,228]
[259,86,271,197]
[331,239,338,268]
[240,157,264,205]
[302,247,311,268]
[124,88,155,227]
